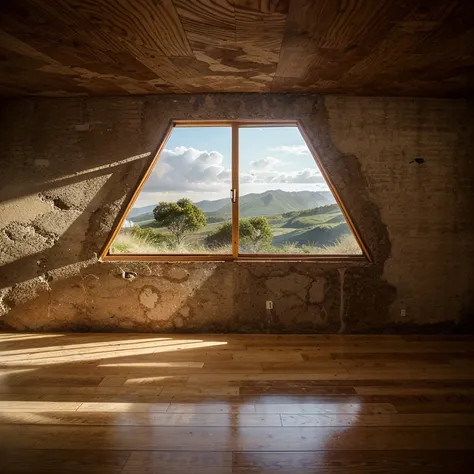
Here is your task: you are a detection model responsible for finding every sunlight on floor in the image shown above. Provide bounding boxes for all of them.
[0,336,228,366]
[0,337,175,356]
[0,334,65,342]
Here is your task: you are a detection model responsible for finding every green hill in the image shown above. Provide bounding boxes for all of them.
[117,193,361,254]
[273,222,350,246]
[203,189,334,218]
[128,190,336,224]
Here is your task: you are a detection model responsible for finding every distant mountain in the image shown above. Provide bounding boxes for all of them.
[199,190,336,218]
[128,190,336,223]
[127,205,157,218]
[192,198,229,213]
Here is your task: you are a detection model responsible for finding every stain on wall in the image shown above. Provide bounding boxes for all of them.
[0,94,473,333]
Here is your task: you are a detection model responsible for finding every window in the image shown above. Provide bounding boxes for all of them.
[102,121,368,262]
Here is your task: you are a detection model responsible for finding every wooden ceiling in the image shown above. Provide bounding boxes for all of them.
[0,0,473,97]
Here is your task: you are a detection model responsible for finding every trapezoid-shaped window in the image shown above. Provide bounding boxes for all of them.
[102,121,369,262]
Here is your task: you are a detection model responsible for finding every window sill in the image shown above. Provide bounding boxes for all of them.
[101,254,370,265]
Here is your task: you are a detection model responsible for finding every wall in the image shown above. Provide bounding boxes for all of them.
[0,94,473,333]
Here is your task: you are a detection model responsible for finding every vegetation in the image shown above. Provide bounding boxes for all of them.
[205,217,273,252]
[131,226,167,245]
[110,191,362,256]
[153,198,206,244]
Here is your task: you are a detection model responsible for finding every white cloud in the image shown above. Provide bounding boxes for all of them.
[142,146,231,193]
[250,156,281,170]
[269,145,310,155]
[141,147,324,196]
[271,168,325,184]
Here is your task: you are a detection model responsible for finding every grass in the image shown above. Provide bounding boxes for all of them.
[110,231,361,256]
[110,231,232,255]
[111,204,363,256]
[317,234,362,254]
[110,233,163,254]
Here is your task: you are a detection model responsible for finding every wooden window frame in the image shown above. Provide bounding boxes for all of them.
[100,120,371,263]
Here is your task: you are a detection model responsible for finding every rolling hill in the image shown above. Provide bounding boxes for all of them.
[128,190,336,223]
[115,193,361,254]
[203,190,335,218]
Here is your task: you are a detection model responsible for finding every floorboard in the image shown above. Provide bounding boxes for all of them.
[1,332,473,473]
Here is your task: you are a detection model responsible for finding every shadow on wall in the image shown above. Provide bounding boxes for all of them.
[0,98,171,315]
[1,154,149,290]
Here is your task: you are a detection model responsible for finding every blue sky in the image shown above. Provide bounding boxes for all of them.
[135,126,329,207]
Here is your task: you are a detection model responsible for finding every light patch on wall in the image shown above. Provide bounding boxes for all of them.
[139,286,160,309]
[43,152,152,184]
[0,194,52,226]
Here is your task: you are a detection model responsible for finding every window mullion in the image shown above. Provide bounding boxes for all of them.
[232,123,239,258]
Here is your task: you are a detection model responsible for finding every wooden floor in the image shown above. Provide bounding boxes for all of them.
[1,333,474,473]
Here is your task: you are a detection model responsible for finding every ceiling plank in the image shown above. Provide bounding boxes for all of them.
[35,0,193,57]
[0,0,472,97]
[174,0,236,43]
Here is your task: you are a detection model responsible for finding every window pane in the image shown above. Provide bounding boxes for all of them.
[238,126,363,255]
[109,126,232,255]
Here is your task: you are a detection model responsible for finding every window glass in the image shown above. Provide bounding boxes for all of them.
[237,126,362,255]
[109,126,232,255]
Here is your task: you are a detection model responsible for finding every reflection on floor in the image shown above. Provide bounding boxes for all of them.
[1,332,474,473]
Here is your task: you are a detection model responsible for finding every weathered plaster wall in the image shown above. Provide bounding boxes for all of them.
[0,94,473,333]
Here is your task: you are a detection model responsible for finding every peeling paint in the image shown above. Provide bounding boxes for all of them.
[139,286,160,310]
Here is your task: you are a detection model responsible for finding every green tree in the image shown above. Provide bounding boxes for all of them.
[153,198,206,244]
[206,216,273,251]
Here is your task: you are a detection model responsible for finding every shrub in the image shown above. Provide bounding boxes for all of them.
[131,226,167,245]
[205,217,273,251]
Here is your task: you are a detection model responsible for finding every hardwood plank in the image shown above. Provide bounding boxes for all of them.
[0,411,282,427]
[1,425,473,451]
[281,413,474,427]
[0,386,165,395]
[99,376,128,387]
[0,449,130,474]
[123,451,232,473]
[0,401,82,412]
[254,403,397,414]
[167,403,256,414]
[239,381,357,395]
[232,450,474,473]
[0,374,105,387]
[355,386,474,396]
[77,402,170,413]
[232,350,304,362]
[330,351,474,362]
[124,375,188,386]
[161,385,240,397]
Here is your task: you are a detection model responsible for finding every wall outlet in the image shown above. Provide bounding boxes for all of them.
[266,300,273,310]
[400,308,406,317]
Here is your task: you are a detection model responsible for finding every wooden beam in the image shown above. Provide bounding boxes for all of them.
[232,123,239,258]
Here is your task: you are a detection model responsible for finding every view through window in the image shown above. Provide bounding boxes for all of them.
[107,123,364,259]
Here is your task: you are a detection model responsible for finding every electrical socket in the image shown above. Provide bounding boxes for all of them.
[266,300,273,310]
[400,308,406,317]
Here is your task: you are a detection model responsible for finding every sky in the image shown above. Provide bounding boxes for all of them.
[134,126,330,208]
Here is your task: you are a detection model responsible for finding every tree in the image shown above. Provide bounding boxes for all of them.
[153,198,206,244]
[205,216,273,251]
